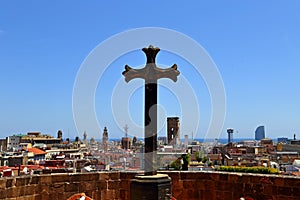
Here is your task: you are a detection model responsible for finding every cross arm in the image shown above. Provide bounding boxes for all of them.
[122,65,148,83]
[154,64,180,82]
[122,64,180,83]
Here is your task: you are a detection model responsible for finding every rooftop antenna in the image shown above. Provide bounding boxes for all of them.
[124,124,129,138]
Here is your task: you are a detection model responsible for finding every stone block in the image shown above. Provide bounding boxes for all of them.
[69,173,81,182]
[109,172,120,180]
[101,189,117,200]
[32,194,42,200]
[48,190,58,200]
[98,180,108,190]
[99,173,110,181]
[277,186,293,197]
[18,186,26,197]
[108,180,120,190]
[284,177,300,188]
[204,180,216,191]
[6,178,16,187]
[182,189,199,199]
[259,176,274,185]
[0,179,6,189]
[40,189,49,200]
[292,187,300,197]
[232,183,244,197]
[189,171,207,180]
[195,180,206,190]
[64,182,79,192]
[243,183,257,196]
[16,195,35,200]
[172,180,183,191]
[209,172,220,182]
[200,190,216,200]
[51,182,65,193]
[80,181,97,191]
[80,173,99,182]
[216,191,232,200]
[216,181,232,191]
[258,194,276,200]
[16,177,26,187]
[40,175,52,184]
[182,180,195,189]
[92,190,101,200]
[30,176,40,185]
[276,195,294,200]
[0,188,7,199]
[114,189,120,199]
[120,189,128,199]
[5,198,18,200]
[218,173,228,181]
[273,177,285,187]
[120,172,137,180]
[230,173,245,184]
[180,171,198,180]
[24,185,36,196]
[120,179,130,190]
[57,192,67,200]
[243,175,253,185]
[172,186,183,199]
[253,184,264,194]
[6,186,20,198]
[90,173,101,181]
[51,174,69,183]
[35,184,44,194]
[227,173,240,183]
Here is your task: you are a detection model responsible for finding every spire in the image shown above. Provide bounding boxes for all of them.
[124,124,129,138]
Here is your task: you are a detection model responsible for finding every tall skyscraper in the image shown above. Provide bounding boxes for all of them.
[227,128,234,144]
[167,117,180,145]
[255,126,265,140]
[184,134,188,148]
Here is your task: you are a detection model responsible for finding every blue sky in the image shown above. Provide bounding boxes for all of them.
[0,1,300,140]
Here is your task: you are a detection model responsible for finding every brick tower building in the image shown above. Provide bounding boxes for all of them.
[167,117,180,146]
[102,127,108,152]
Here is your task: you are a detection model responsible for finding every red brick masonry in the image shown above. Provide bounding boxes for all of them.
[0,171,299,200]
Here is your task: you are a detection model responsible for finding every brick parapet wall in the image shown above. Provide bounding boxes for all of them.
[0,171,299,200]
[161,171,300,200]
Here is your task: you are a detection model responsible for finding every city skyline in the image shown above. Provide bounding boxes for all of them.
[1,1,300,139]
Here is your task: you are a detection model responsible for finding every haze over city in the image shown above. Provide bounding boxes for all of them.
[1,1,300,140]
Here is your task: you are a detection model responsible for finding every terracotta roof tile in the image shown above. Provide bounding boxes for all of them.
[26,148,46,155]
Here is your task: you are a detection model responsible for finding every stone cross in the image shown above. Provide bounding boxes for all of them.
[122,45,180,175]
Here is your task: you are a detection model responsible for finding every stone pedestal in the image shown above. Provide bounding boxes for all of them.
[130,174,172,200]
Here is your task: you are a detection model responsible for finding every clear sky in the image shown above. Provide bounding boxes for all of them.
[1,1,300,140]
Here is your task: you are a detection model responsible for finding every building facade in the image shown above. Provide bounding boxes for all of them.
[6,135,22,150]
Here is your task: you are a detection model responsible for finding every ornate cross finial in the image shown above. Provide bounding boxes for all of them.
[122,45,180,83]
[122,45,180,175]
